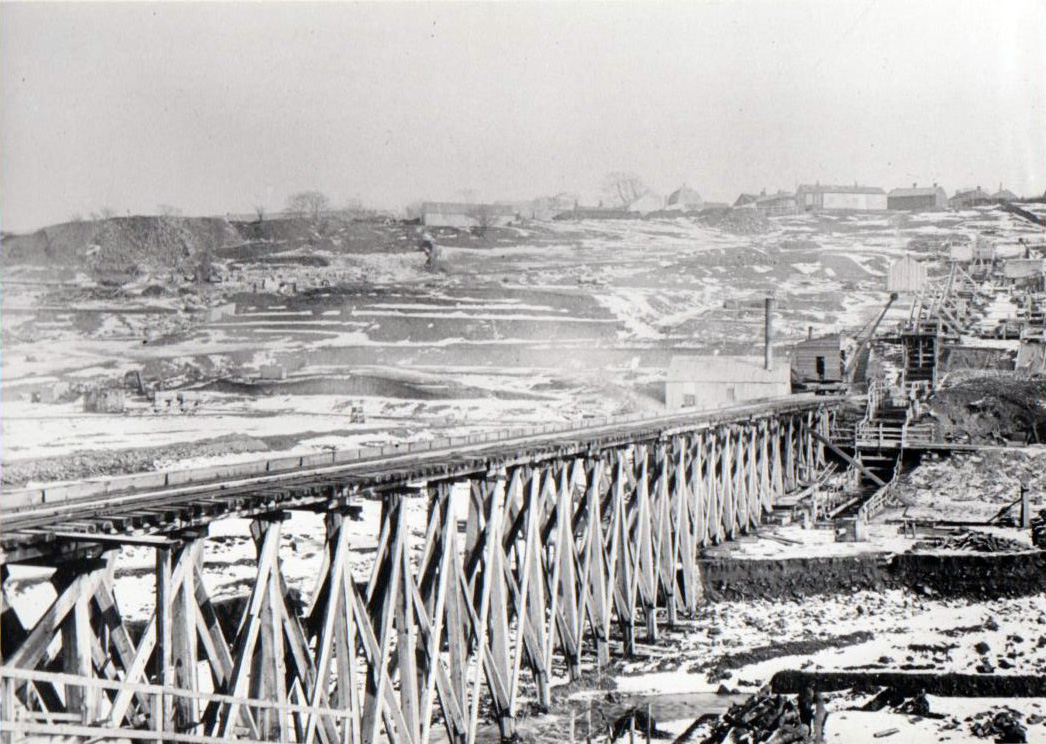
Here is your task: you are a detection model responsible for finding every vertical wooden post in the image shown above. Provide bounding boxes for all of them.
[155,546,174,735]
[173,539,201,732]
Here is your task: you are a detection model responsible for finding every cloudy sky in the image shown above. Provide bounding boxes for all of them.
[2,0,1044,231]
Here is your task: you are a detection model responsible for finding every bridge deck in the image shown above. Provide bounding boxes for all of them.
[1,395,841,564]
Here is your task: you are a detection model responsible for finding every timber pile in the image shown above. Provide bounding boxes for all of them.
[938,531,1029,553]
[700,689,823,744]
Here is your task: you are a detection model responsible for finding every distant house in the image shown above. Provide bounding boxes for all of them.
[886,255,928,293]
[887,183,948,210]
[421,202,516,229]
[992,187,1018,204]
[733,190,797,216]
[665,356,790,410]
[948,187,993,209]
[796,184,887,212]
[666,184,703,211]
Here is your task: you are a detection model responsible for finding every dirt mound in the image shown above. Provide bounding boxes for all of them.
[0,216,240,283]
[698,208,772,235]
[928,377,1046,444]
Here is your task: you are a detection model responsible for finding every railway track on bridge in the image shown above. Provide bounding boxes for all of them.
[1,395,843,563]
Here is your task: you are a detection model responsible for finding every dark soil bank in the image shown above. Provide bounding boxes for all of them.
[700,550,1046,602]
[699,555,892,601]
[893,550,1046,599]
[771,670,1046,697]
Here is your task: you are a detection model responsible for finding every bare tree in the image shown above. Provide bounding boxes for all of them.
[603,172,649,209]
[90,206,117,221]
[403,202,424,221]
[196,245,214,284]
[468,204,496,237]
[254,205,266,223]
[286,191,330,221]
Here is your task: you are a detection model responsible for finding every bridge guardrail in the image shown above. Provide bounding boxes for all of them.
[2,395,840,514]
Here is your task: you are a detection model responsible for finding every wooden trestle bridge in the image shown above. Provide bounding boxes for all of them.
[0,396,839,744]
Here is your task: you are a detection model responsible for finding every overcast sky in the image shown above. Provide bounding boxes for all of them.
[2,1,1044,231]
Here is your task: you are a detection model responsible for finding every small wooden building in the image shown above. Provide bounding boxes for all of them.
[790,334,845,386]
[83,388,126,413]
[665,356,790,410]
[886,255,928,293]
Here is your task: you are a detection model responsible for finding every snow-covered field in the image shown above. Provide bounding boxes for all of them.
[4,205,1040,475]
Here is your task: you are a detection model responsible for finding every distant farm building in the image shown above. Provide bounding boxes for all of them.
[887,183,948,210]
[949,187,993,209]
[666,184,703,211]
[886,255,928,293]
[421,202,516,229]
[665,356,790,410]
[796,184,887,212]
[790,334,845,387]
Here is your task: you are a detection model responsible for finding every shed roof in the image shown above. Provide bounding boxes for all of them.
[667,356,791,384]
[797,184,886,195]
[888,186,945,198]
[794,334,843,350]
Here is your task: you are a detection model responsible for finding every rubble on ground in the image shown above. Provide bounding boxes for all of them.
[968,708,1028,742]
[893,448,1046,519]
[934,531,1030,553]
[700,688,824,744]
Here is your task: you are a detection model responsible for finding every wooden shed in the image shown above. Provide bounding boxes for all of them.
[790,334,845,386]
[665,356,790,410]
[886,255,928,293]
[83,388,126,413]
